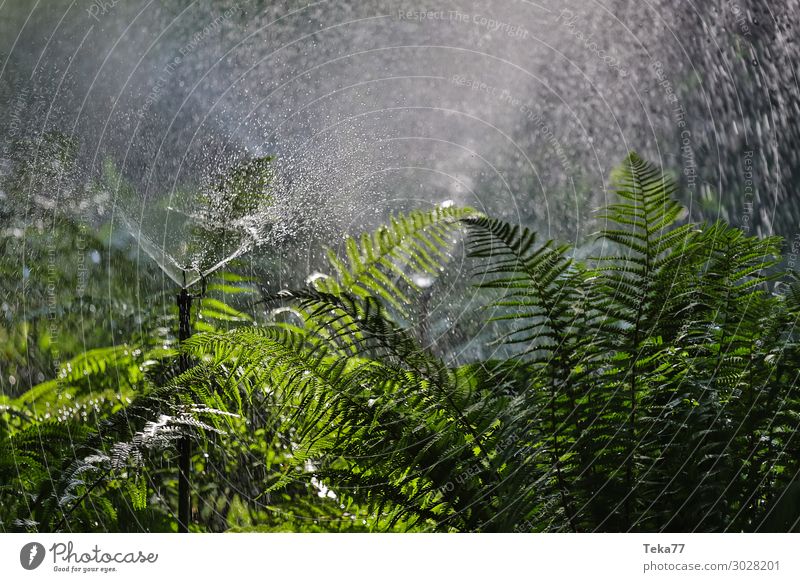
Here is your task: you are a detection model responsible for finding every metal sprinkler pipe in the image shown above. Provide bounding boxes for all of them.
[176,285,192,533]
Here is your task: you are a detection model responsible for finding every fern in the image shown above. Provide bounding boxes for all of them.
[7,151,800,534]
[168,156,800,532]
[314,206,477,310]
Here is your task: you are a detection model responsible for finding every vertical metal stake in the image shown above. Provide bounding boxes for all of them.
[177,288,192,533]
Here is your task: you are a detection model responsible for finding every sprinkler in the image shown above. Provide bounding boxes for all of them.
[175,271,207,533]
[112,155,279,532]
[176,283,193,533]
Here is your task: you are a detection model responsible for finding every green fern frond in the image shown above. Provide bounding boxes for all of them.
[462,215,592,358]
[315,206,478,310]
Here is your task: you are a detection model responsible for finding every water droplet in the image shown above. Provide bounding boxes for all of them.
[412,274,434,288]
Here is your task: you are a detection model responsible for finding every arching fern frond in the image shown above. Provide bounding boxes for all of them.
[315,206,478,311]
[462,215,593,358]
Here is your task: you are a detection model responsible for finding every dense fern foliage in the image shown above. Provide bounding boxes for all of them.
[3,152,800,532]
